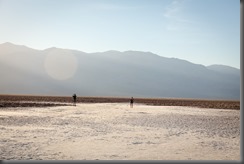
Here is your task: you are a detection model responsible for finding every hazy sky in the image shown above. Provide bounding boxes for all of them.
[0,0,240,68]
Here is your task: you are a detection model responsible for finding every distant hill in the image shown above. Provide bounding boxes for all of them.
[0,42,240,100]
[207,64,240,76]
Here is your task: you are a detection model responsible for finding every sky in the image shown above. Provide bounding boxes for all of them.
[0,0,240,69]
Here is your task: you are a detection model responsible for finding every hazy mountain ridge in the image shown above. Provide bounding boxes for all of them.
[207,64,240,76]
[0,42,240,100]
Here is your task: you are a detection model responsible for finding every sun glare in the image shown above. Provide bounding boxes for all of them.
[44,49,78,80]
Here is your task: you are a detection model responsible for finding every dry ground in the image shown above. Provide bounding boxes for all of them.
[0,95,240,109]
[0,102,240,160]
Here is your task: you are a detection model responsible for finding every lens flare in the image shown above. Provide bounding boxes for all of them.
[44,49,78,80]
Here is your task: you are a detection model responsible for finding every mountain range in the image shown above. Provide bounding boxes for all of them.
[0,42,240,100]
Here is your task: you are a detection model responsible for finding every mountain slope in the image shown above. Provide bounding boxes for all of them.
[207,64,240,76]
[0,42,240,100]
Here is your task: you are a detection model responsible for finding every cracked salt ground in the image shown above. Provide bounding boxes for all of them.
[0,103,240,160]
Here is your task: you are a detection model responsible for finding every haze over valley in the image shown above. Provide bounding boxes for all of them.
[0,42,240,100]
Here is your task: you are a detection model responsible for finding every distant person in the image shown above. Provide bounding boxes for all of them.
[73,94,77,106]
[130,97,134,108]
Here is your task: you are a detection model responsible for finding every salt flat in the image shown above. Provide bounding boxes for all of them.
[0,103,240,160]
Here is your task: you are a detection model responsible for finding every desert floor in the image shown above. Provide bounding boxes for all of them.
[0,103,240,160]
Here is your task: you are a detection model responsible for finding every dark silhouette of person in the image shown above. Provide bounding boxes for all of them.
[130,97,134,108]
[73,94,77,106]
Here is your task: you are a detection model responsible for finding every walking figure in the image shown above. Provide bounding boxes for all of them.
[130,97,134,108]
[73,94,77,106]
